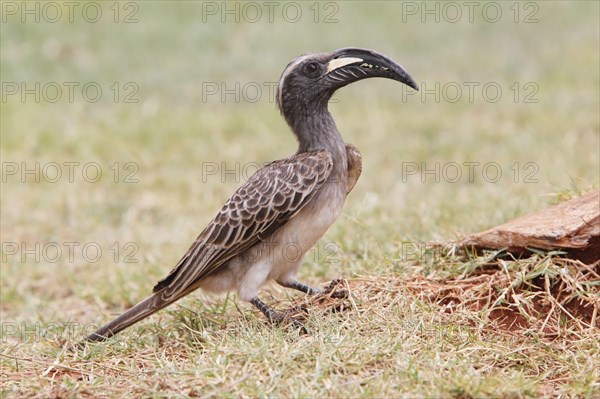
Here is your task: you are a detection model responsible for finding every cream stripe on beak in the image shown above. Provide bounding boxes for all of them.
[326,57,363,73]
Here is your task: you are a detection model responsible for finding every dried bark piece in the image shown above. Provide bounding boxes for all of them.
[460,190,599,262]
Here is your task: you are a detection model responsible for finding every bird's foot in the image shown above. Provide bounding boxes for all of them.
[267,310,307,332]
[278,279,348,299]
[322,278,348,299]
[250,297,307,332]
[282,304,309,317]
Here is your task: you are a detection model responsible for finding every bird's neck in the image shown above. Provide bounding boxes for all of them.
[288,108,346,160]
[282,101,348,180]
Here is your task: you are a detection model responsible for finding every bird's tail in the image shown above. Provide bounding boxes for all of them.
[82,285,197,344]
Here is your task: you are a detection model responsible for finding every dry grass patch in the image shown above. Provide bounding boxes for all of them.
[278,251,599,340]
[2,252,599,397]
[402,252,599,337]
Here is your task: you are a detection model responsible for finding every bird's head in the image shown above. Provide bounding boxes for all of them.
[276,47,419,124]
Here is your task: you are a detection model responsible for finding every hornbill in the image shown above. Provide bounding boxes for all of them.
[83,48,418,343]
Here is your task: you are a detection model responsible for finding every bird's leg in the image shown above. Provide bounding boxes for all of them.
[322,278,348,299]
[278,280,322,295]
[279,279,348,299]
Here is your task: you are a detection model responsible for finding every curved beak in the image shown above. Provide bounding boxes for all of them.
[325,47,419,91]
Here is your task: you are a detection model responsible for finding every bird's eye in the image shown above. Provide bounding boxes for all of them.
[303,62,320,77]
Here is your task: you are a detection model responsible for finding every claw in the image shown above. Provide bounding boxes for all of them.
[329,289,348,299]
[284,304,309,316]
[322,279,348,298]
[268,311,307,333]
[324,278,342,292]
[289,317,308,334]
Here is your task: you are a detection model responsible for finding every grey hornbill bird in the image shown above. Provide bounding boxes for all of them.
[84,48,418,343]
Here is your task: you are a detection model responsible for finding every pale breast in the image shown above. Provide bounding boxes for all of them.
[275,179,346,256]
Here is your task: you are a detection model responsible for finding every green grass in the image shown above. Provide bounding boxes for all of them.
[1,1,599,397]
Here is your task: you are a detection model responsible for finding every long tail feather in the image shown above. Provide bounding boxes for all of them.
[82,285,197,343]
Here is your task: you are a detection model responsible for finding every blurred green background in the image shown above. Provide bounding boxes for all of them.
[1,0,598,324]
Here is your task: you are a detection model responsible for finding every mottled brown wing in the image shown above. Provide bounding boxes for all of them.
[152,150,333,295]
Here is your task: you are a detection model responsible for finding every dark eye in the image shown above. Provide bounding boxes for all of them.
[303,62,320,76]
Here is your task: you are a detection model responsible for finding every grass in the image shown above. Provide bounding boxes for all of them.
[1,1,599,398]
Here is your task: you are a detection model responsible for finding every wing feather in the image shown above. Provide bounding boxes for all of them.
[152,150,333,296]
